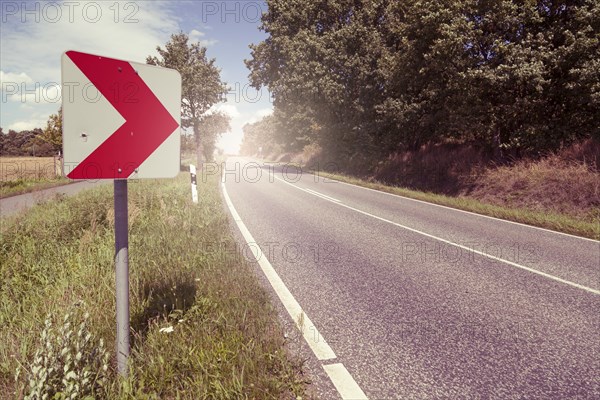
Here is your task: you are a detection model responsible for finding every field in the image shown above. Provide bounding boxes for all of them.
[0,172,307,398]
[0,157,60,181]
[0,157,68,198]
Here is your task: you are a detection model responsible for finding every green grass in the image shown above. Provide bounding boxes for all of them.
[312,170,599,240]
[0,172,307,398]
[0,177,71,199]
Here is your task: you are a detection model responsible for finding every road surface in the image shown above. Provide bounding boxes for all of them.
[221,157,599,399]
[0,180,109,218]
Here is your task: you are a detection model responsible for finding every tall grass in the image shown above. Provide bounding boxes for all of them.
[469,154,599,221]
[1,172,306,398]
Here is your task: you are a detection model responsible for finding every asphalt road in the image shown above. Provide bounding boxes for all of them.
[221,157,600,399]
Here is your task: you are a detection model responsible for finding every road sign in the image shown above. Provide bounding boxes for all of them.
[61,50,181,179]
[61,50,182,377]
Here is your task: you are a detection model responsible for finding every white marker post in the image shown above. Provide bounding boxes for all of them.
[190,164,198,203]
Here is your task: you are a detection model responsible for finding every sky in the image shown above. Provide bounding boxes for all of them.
[0,0,274,154]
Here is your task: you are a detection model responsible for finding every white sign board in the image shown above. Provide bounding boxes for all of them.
[61,50,181,179]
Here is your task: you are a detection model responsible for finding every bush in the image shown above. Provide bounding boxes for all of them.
[19,306,110,399]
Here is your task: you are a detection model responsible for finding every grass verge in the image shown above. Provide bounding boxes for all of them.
[311,170,599,240]
[0,177,71,199]
[0,172,306,398]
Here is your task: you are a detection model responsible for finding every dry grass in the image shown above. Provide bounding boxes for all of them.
[0,157,68,198]
[364,139,600,223]
[469,155,599,221]
[0,157,59,181]
[373,142,487,195]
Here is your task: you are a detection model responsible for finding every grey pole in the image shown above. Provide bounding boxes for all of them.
[114,179,130,376]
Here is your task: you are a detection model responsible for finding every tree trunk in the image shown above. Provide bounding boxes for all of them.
[492,129,504,162]
[194,122,203,170]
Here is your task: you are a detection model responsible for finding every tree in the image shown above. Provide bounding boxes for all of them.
[240,114,281,156]
[35,107,63,154]
[247,0,391,169]
[147,33,228,168]
[247,0,600,168]
[197,111,231,161]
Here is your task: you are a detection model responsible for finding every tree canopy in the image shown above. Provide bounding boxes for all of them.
[37,107,63,154]
[148,33,228,167]
[246,0,600,167]
[0,108,62,157]
[198,111,231,161]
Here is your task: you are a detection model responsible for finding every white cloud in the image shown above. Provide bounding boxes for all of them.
[246,107,273,124]
[0,71,34,86]
[0,1,181,130]
[7,82,61,104]
[7,118,47,131]
[199,39,218,47]
[210,103,240,118]
[19,103,35,111]
[189,29,217,47]
[0,1,180,83]
[256,107,274,118]
[189,29,205,41]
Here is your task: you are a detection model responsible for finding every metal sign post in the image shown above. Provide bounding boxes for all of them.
[114,179,130,375]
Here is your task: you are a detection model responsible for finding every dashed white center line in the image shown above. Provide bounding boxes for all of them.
[305,187,342,203]
[273,175,600,295]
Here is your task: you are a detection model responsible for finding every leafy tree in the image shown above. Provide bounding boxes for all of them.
[0,126,57,156]
[34,107,63,154]
[0,127,4,155]
[454,0,600,155]
[240,114,281,156]
[180,133,196,155]
[198,111,231,161]
[247,0,389,168]
[247,0,600,166]
[147,33,228,168]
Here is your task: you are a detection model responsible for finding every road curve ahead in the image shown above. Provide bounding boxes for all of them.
[221,157,599,399]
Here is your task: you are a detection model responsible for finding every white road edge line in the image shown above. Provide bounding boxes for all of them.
[323,363,368,400]
[221,181,336,360]
[274,176,600,295]
[311,172,599,243]
[222,181,370,399]
[305,187,341,203]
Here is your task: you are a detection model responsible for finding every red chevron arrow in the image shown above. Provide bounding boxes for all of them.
[66,51,179,179]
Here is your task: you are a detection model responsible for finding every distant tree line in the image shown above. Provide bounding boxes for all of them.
[0,108,63,157]
[240,115,280,156]
[243,0,599,167]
